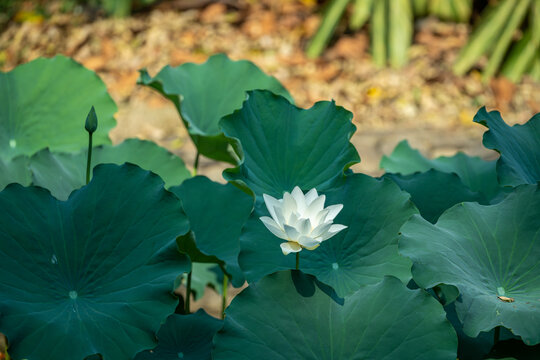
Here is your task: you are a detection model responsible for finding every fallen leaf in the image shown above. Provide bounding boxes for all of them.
[498,296,515,303]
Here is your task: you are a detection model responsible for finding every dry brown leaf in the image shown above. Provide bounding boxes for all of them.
[81,55,106,71]
[490,76,516,112]
[329,34,368,59]
[200,3,227,24]
[498,296,515,303]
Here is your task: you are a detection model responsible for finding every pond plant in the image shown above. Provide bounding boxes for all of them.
[0,54,539,359]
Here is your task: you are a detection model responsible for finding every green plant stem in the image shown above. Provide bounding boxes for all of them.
[453,0,517,75]
[193,151,200,176]
[86,133,93,185]
[388,0,413,68]
[371,0,388,67]
[350,0,373,30]
[222,274,228,320]
[296,252,300,270]
[306,0,351,58]
[494,326,500,345]
[185,271,192,314]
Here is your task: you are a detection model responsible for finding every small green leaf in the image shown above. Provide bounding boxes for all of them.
[85,105,98,133]
[188,263,222,300]
[380,140,500,200]
[385,169,486,223]
[474,108,540,186]
[213,272,457,359]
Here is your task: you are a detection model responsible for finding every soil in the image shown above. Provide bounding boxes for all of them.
[0,0,539,323]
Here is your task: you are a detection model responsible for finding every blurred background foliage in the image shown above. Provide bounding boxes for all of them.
[308,0,539,82]
[1,0,537,82]
[0,0,159,19]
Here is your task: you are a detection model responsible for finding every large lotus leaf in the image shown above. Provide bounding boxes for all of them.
[138,54,292,163]
[0,163,190,360]
[170,176,254,287]
[134,310,222,360]
[381,140,500,199]
[221,90,360,198]
[474,107,540,186]
[385,169,487,223]
[213,272,457,359]
[400,185,540,345]
[239,174,416,297]
[29,138,191,200]
[0,155,31,191]
[0,55,117,160]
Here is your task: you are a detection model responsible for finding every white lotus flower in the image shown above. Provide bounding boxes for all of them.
[260,187,347,255]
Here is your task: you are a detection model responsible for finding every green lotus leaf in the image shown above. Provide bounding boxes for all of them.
[221,90,360,198]
[381,140,500,199]
[0,155,31,191]
[29,138,191,200]
[239,174,416,297]
[0,55,117,160]
[138,54,292,163]
[190,263,222,300]
[385,169,487,223]
[400,185,540,345]
[134,310,222,360]
[0,163,190,360]
[444,302,519,360]
[174,262,222,301]
[430,283,460,306]
[474,107,540,186]
[170,176,254,287]
[213,272,457,359]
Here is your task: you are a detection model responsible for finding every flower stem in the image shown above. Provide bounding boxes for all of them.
[494,326,500,345]
[84,106,97,185]
[185,271,192,314]
[296,252,300,270]
[221,273,228,320]
[85,132,93,185]
[192,151,200,176]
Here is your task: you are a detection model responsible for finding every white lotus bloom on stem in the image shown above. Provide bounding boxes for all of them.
[260,186,347,255]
